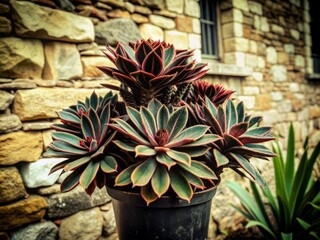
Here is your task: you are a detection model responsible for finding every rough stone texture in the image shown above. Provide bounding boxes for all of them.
[131,13,149,24]
[248,1,262,15]
[11,1,94,42]
[95,18,141,45]
[37,184,61,196]
[101,204,116,236]
[266,46,277,64]
[0,38,44,79]
[139,23,164,41]
[233,0,249,11]
[13,88,112,121]
[165,0,183,14]
[164,30,188,49]
[184,0,200,17]
[0,3,10,14]
[0,90,14,110]
[11,221,58,240]
[20,158,66,188]
[0,16,11,34]
[0,131,43,165]
[0,195,48,231]
[46,185,111,218]
[271,65,287,82]
[22,121,53,131]
[59,207,103,240]
[188,34,201,49]
[144,0,164,9]
[149,14,175,29]
[224,38,249,52]
[82,56,114,77]
[0,167,27,204]
[43,42,83,80]
[0,114,22,134]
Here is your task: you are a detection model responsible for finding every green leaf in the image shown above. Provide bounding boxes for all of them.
[164,44,175,67]
[51,141,88,155]
[100,156,117,173]
[131,158,157,187]
[100,103,110,140]
[88,109,101,142]
[141,183,158,206]
[58,111,80,124]
[156,153,176,169]
[64,156,91,171]
[147,99,162,119]
[113,140,136,152]
[157,105,169,130]
[245,127,271,136]
[181,134,221,147]
[151,165,170,197]
[135,145,157,157]
[115,164,138,186]
[79,160,100,189]
[166,107,188,141]
[178,168,204,189]
[177,146,210,157]
[226,100,237,131]
[203,105,223,136]
[90,91,99,110]
[236,102,245,123]
[169,170,193,202]
[166,150,191,166]
[297,218,311,230]
[140,107,157,145]
[165,125,209,148]
[60,167,83,192]
[205,96,218,117]
[178,161,217,179]
[213,149,229,167]
[81,114,96,140]
[246,221,276,239]
[285,123,295,200]
[51,132,85,149]
[126,106,145,135]
[280,232,293,240]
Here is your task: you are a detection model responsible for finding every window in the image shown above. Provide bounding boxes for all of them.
[199,0,219,58]
[310,0,320,73]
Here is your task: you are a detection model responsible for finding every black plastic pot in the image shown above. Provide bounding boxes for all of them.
[106,186,217,240]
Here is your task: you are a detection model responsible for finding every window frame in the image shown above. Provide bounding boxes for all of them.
[309,0,320,74]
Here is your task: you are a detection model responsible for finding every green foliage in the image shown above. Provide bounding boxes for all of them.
[228,124,320,239]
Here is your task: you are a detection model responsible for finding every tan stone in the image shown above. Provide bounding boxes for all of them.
[184,0,200,18]
[165,0,184,14]
[0,167,27,203]
[223,52,245,66]
[11,1,94,42]
[0,38,44,79]
[192,18,200,34]
[278,52,289,64]
[232,0,249,11]
[255,94,271,110]
[82,56,115,78]
[43,42,83,80]
[176,15,193,33]
[271,24,284,35]
[224,38,249,52]
[13,88,114,121]
[222,22,243,38]
[139,23,164,41]
[0,114,22,134]
[149,15,175,29]
[248,1,262,15]
[164,30,188,49]
[42,129,53,150]
[107,9,130,19]
[0,195,47,231]
[310,105,320,118]
[0,131,43,165]
[188,34,201,49]
[131,13,149,24]
[221,9,243,23]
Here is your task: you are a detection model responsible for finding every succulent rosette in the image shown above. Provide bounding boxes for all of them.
[187,97,276,186]
[45,92,122,195]
[109,99,221,204]
[97,39,208,107]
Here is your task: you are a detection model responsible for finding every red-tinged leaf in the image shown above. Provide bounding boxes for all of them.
[96,66,120,78]
[79,160,100,189]
[51,141,88,155]
[229,122,249,137]
[131,158,157,187]
[244,127,272,136]
[142,50,163,76]
[177,168,204,190]
[157,105,169,130]
[135,145,157,157]
[203,105,223,136]
[149,73,177,88]
[116,55,139,75]
[102,51,117,64]
[85,180,96,196]
[44,147,75,158]
[130,70,155,87]
[81,114,96,140]
[169,170,193,203]
[115,164,138,186]
[205,96,218,117]
[156,153,176,169]
[238,135,276,145]
[126,106,145,135]
[237,102,245,123]
[95,170,106,189]
[100,156,117,173]
[226,100,237,131]
[248,116,262,127]
[112,72,137,89]
[99,103,110,142]
[51,132,86,149]
[166,150,191,166]
[175,146,210,157]
[164,44,175,68]
[141,183,158,206]
[52,124,81,135]
[151,165,170,197]
[60,167,83,192]
[135,40,153,65]
[58,111,80,124]
[217,106,226,133]
[166,107,188,141]
[178,161,218,180]
[64,156,91,171]
[213,149,229,167]
[89,139,98,152]
[224,133,243,148]
[49,158,72,174]
[121,43,137,62]
[181,134,221,147]
[140,107,158,146]
[230,144,276,158]
[90,91,99,110]
[111,119,150,145]
[113,140,136,152]
[165,125,209,148]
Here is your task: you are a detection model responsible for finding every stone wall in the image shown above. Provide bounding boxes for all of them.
[0,0,319,239]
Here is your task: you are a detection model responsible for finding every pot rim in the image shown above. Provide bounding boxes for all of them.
[106,185,218,208]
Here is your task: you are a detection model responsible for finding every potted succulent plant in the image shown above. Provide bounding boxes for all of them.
[45,39,275,240]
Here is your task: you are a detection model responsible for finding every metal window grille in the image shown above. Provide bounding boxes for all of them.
[310,0,320,73]
[200,0,219,57]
